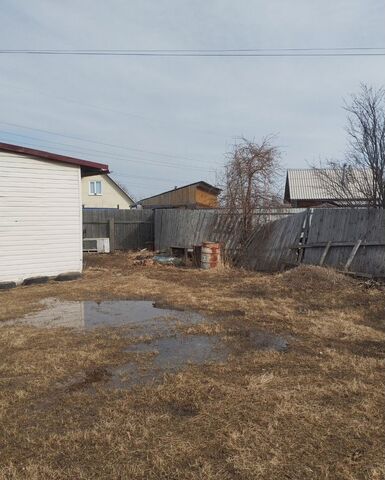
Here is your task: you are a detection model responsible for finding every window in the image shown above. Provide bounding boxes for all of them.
[89,180,102,195]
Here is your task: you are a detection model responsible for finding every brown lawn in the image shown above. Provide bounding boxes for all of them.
[0,253,384,480]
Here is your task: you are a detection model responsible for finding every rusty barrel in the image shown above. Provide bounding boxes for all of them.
[201,242,221,269]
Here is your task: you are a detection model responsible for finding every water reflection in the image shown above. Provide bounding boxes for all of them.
[3,298,290,390]
[3,299,204,334]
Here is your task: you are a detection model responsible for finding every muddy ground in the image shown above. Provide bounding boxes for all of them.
[0,253,384,479]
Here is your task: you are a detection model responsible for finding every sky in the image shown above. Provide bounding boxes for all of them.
[0,1,384,200]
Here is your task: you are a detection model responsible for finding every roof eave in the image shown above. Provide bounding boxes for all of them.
[0,142,109,175]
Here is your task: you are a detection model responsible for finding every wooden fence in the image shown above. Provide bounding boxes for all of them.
[83,209,154,251]
[301,209,385,277]
[83,207,385,277]
[154,208,304,254]
[238,211,307,271]
[240,208,385,277]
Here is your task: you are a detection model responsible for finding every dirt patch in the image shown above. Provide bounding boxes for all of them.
[0,254,384,479]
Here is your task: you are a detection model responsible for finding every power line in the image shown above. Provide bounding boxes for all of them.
[0,80,227,139]
[0,48,384,57]
[0,120,214,167]
[0,129,216,173]
[0,129,216,189]
[115,171,202,184]
[0,47,385,57]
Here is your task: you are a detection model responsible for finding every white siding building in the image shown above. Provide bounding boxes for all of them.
[0,143,108,286]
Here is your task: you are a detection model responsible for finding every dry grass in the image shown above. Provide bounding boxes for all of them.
[0,253,384,479]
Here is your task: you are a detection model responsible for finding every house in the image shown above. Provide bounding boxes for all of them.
[284,168,370,208]
[139,181,221,209]
[81,173,133,209]
[0,142,108,286]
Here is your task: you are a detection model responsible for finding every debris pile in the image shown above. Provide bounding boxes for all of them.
[132,249,156,266]
[153,255,183,266]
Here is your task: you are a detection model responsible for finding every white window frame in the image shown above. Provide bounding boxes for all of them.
[89,180,102,196]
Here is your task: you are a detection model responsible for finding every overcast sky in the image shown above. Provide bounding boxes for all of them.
[0,1,384,200]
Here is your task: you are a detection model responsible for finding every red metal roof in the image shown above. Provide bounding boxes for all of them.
[0,142,109,176]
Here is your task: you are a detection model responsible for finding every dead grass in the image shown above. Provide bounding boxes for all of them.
[0,253,384,479]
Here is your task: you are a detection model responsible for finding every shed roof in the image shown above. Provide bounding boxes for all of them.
[140,181,221,203]
[0,142,109,176]
[284,168,370,202]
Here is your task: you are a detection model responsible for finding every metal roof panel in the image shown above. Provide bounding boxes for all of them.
[286,168,370,201]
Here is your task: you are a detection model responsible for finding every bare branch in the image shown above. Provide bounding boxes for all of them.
[220,136,282,244]
[313,84,385,208]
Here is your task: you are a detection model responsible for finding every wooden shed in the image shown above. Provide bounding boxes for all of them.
[0,142,108,286]
[139,181,221,209]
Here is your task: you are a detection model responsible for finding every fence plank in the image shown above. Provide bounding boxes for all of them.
[83,209,154,251]
[109,218,115,252]
[236,211,307,271]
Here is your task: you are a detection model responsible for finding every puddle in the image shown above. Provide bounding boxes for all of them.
[110,330,289,389]
[226,330,288,352]
[112,334,228,388]
[3,299,204,336]
[3,298,290,390]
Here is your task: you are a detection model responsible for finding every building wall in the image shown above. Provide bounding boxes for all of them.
[141,185,195,208]
[81,174,132,209]
[141,185,218,208]
[0,152,83,284]
[195,188,219,207]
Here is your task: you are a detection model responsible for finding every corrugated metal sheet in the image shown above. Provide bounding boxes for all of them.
[286,169,370,201]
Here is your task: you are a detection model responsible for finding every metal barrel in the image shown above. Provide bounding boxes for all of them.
[201,242,221,269]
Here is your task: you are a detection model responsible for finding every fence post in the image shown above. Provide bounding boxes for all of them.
[109,218,115,253]
[298,208,312,264]
[344,239,362,271]
[319,241,332,266]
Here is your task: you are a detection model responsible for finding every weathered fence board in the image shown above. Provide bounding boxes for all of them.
[83,209,154,250]
[154,208,304,253]
[302,209,385,276]
[240,208,385,276]
[84,207,384,277]
[239,212,307,271]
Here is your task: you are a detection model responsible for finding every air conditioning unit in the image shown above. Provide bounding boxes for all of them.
[83,238,110,253]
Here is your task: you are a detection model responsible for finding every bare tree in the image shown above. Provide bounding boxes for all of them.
[220,136,282,245]
[314,84,385,208]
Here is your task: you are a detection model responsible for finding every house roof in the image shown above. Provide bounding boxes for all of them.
[0,142,109,176]
[140,181,221,203]
[284,168,370,202]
